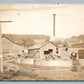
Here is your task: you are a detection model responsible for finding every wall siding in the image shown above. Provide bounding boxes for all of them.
[40,42,56,59]
[28,49,40,58]
[3,37,23,57]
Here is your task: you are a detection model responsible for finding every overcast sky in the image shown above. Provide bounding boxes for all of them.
[0,4,84,38]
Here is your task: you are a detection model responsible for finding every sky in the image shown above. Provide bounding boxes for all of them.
[0,4,84,38]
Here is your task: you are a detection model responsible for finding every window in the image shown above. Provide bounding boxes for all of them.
[18,54,21,58]
[48,49,53,52]
[66,48,68,51]
[56,48,59,54]
[56,48,58,50]
[56,51,59,54]
[22,50,24,53]
[44,51,49,55]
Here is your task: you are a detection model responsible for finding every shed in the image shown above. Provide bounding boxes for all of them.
[28,41,56,60]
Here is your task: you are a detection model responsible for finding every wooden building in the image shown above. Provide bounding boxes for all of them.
[57,43,84,65]
[28,41,56,60]
[2,36,23,57]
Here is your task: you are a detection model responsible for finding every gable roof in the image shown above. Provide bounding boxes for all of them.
[2,36,22,46]
[28,41,56,50]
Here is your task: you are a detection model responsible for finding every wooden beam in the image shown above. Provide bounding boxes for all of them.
[0,21,13,73]
[53,14,56,37]
[0,21,12,23]
[0,24,3,72]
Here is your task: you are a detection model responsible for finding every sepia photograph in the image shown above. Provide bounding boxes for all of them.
[0,4,84,81]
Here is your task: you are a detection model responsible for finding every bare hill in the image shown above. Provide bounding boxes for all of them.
[65,34,84,44]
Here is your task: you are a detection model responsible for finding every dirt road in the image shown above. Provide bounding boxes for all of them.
[0,60,84,81]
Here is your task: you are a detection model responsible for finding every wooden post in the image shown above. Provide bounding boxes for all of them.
[53,14,56,37]
[0,21,12,73]
[0,24,3,72]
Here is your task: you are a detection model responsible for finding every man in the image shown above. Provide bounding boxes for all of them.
[70,51,79,72]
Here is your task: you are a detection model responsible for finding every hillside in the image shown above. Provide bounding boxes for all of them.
[2,37,23,57]
[2,34,50,40]
[2,34,50,56]
[71,34,84,40]
[3,34,50,46]
[2,34,50,44]
[65,34,84,44]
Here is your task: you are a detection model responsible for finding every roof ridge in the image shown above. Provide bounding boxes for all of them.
[28,41,56,49]
[2,36,22,46]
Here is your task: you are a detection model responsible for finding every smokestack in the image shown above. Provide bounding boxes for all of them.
[53,14,56,37]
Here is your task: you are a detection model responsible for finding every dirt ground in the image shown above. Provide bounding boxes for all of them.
[0,58,84,81]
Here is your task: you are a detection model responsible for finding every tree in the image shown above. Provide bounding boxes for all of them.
[20,38,35,47]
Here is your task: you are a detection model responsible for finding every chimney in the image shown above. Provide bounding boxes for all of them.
[53,14,56,37]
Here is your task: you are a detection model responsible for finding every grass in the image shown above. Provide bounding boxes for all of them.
[0,57,84,81]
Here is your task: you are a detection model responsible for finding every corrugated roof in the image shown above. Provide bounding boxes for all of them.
[28,41,56,50]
